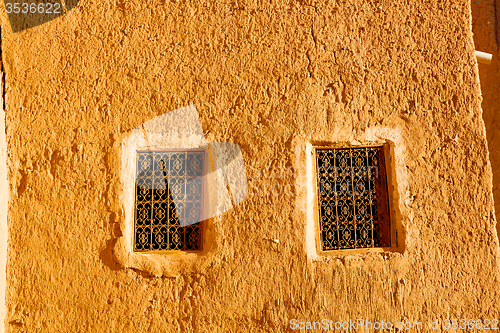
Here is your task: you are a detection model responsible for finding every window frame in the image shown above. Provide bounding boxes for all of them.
[132,147,209,255]
[312,142,398,255]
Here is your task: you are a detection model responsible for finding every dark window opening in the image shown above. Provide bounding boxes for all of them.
[134,150,204,252]
[315,145,392,250]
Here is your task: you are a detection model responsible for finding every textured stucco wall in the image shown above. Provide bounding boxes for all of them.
[472,0,500,239]
[0,67,8,333]
[1,0,499,331]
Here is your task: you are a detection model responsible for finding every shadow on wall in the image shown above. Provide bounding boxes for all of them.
[471,0,500,240]
[3,0,80,33]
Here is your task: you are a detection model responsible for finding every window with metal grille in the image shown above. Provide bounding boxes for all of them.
[134,150,204,252]
[315,145,392,251]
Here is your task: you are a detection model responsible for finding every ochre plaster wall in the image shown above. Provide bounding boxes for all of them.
[0,69,8,333]
[1,0,499,331]
[471,0,500,239]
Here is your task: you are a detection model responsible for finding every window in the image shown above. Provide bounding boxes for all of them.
[314,144,393,251]
[134,150,205,252]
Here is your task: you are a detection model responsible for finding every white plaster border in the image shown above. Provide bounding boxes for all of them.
[113,105,219,277]
[112,105,246,277]
[296,126,410,261]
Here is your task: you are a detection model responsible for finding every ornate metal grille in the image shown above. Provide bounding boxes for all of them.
[134,150,204,252]
[315,146,391,250]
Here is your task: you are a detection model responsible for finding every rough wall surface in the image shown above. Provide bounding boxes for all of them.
[472,0,500,239]
[1,0,500,331]
[0,64,8,333]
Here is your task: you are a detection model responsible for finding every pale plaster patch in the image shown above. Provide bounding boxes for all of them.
[113,105,248,277]
[296,126,409,261]
[114,105,225,277]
